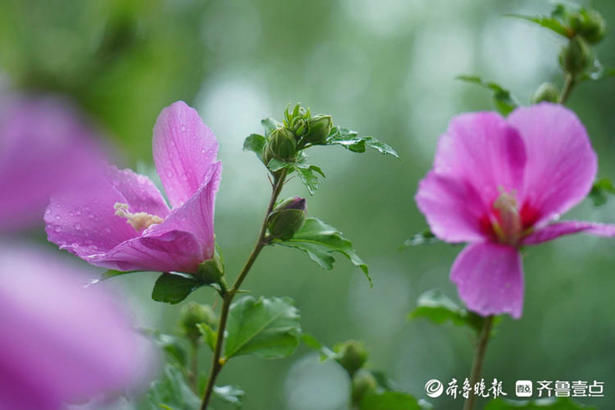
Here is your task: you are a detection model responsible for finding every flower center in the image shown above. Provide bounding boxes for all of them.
[114,203,163,232]
[491,192,522,246]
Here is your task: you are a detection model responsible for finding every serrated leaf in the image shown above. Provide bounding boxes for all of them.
[327,127,398,157]
[274,217,371,284]
[409,290,483,332]
[295,164,325,195]
[507,14,571,38]
[147,364,200,410]
[151,272,204,304]
[485,397,595,409]
[196,323,217,352]
[261,117,281,136]
[589,177,615,207]
[403,230,439,247]
[224,296,301,359]
[457,75,519,116]
[243,133,266,162]
[213,385,245,407]
[360,392,421,410]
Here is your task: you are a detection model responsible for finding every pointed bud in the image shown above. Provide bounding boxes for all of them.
[532,82,560,104]
[334,340,368,377]
[569,9,606,44]
[559,36,592,76]
[264,127,297,164]
[351,369,378,406]
[179,302,217,340]
[304,115,333,145]
[267,197,307,241]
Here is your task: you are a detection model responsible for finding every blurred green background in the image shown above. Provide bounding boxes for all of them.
[2,0,615,408]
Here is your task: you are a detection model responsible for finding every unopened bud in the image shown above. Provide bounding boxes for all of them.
[179,302,217,340]
[532,82,560,104]
[304,115,333,145]
[267,197,307,241]
[335,340,368,377]
[569,9,606,44]
[264,127,297,164]
[559,36,592,76]
[351,369,378,405]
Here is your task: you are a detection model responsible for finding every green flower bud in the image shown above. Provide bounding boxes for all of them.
[569,9,606,44]
[531,82,560,104]
[351,369,378,406]
[267,197,306,241]
[559,36,592,76]
[303,115,333,145]
[179,302,217,340]
[334,340,368,377]
[264,127,297,164]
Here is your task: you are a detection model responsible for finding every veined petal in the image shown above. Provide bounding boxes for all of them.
[522,221,615,245]
[153,101,219,208]
[148,162,222,261]
[434,112,527,205]
[88,230,204,273]
[415,171,489,243]
[508,103,597,226]
[451,242,524,319]
[45,166,170,263]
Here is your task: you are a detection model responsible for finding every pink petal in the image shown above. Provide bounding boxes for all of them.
[522,221,615,245]
[434,111,526,206]
[89,230,205,273]
[451,242,524,319]
[148,161,222,262]
[45,167,170,263]
[153,101,219,208]
[0,243,155,408]
[508,103,597,226]
[415,172,489,242]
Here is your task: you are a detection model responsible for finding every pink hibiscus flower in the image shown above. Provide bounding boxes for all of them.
[415,103,615,318]
[45,101,221,274]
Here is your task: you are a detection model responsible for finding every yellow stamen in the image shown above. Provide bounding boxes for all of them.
[114,203,163,232]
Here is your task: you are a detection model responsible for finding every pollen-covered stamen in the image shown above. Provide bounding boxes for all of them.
[114,203,163,232]
[492,192,522,246]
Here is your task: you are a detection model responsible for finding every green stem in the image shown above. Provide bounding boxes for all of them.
[463,316,494,410]
[559,73,576,105]
[200,168,288,410]
[189,339,199,392]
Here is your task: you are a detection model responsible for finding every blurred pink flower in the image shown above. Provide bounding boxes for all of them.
[45,101,221,274]
[0,243,155,409]
[416,103,615,318]
[0,95,107,232]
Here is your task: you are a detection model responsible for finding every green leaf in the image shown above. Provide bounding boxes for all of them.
[409,290,483,332]
[507,14,571,38]
[213,385,245,407]
[457,75,519,116]
[197,323,217,352]
[267,157,294,173]
[145,330,188,368]
[403,229,440,247]
[301,333,338,361]
[589,177,615,206]
[261,117,281,136]
[147,364,200,410]
[294,164,325,195]
[243,133,266,162]
[327,127,398,157]
[360,392,421,410]
[224,296,301,359]
[151,272,204,304]
[88,269,143,286]
[274,217,371,284]
[485,397,595,409]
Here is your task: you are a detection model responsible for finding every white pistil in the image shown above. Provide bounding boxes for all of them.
[114,203,163,232]
[492,192,522,246]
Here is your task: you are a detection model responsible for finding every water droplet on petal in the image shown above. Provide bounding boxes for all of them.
[55,215,61,221]
[104,228,111,234]
[54,226,61,233]
[75,223,81,231]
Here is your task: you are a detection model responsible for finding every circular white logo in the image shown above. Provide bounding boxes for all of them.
[425,379,444,398]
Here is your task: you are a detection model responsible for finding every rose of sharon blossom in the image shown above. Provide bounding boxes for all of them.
[0,95,106,232]
[45,101,221,274]
[415,103,615,318]
[0,243,154,409]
